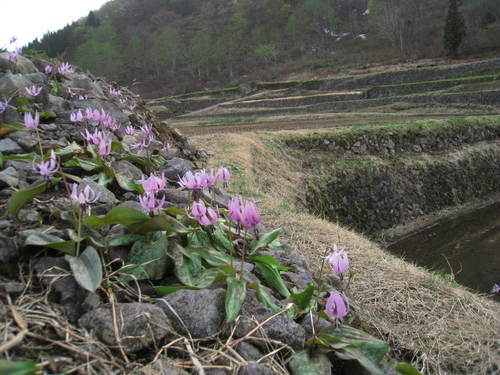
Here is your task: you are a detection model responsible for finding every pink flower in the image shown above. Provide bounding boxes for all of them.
[240,201,261,229]
[70,110,84,123]
[491,284,500,293]
[162,142,172,151]
[228,197,242,223]
[119,98,127,104]
[25,85,42,96]
[24,112,40,129]
[325,244,349,279]
[78,95,88,100]
[125,125,135,136]
[217,167,231,188]
[57,62,74,75]
[325,291,349,322]
[127,104,136,111]
[71,183,100,208]
[138,172,167,195]
[140,124,152,136]
[0,100,8,114]
[44,65,53,74]
[84,108,94,120]
[109,88,121,96]
[197,207,219,226]
[81,129,106,145]
[9,36,17,44]
[139,193,165,214]
[7,49,20,62]
[131,139,149,151]
[97,137,112,156]
[178,171,201,190]
[33,150,59,179]
[67,87,76,98]
[200,169,217,189]
[190,200,207,218]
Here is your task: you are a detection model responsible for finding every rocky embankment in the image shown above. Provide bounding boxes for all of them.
[0,54,402,375]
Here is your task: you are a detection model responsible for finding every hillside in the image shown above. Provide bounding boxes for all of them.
[26,0,500,97]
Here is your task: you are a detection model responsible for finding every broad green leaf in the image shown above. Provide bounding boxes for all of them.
[65,246,103,292]
[395,363,424,375]
[317,325,390,364]
[97,168,115,187]
[256,285,282,313]
[164,206,185,216]
[119,155,153,171]
[115,172,141,192]
[254,262,290,298]
[24,233,74,254]
[335,347,385,375]
[0,360,39,375]
[108,234,144,247]
[212,223,234,253]
[173,254,219,288]
[225,277,247,322]
[84,207,149,228]
[128,214,188,235]
[290,283,316,312]
[191,247,236,266]
[250,228,282,254]
[4,153,37,161]
[252,254,291,271]
[288,351,331,375]
[121,236,168,281]
[6,181,47,216]
[154,285,200,295]
[189,228,213,248]
[111,140,122,152]
[40,111,57,121]
[55,142,83,157]
[64,157,102,171]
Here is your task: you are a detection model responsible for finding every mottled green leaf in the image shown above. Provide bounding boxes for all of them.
[6,181,47,216]
[0,360,39,375]
[65,246,103,292]
[64,157,102,171]
[225,277,247,322]
[254,261,290,298]
[256,285,282,313]
[121,236,168,281]
[290,283,315,311]
[129,214,188,235]
[212,223,234,253]
[251,254,291,271]
[24,233,74,254]
[108,234,144,247]
[395,363,424,375]
[250,228,282,254]
[84,206,149,228]
[154,285,200,295]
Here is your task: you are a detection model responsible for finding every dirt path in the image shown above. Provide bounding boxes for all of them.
[175,114,459,136]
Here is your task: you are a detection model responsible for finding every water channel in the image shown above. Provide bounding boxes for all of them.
[387,201,500,301]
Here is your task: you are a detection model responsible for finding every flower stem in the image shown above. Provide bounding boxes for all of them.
[75,209,82,257]
[36,129,43,157]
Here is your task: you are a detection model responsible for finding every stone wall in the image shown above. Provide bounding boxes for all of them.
[305,144,500,235]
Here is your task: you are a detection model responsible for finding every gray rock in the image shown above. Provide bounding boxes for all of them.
[17,208,41,223]
[281,270,315,291]
[300,316,332,341]
[163,188,190,204]
[79,303,174,354]
[157,288,226,338]
[112,160,143,190]
[239,363,275,375]
[62,73,104,98]
[233,290,305,350]
[8,131,38,152]
[40,123,58,131]
[160,157,194,181]
[34,256,89,322]
[0,220,12,230]
[288,350,332,375]
[80,178,116,204]
[0,52,38,74]
[0,167,19,187]
[117,200,143,212]
[46,94,70,113]
[0,138,23,154]
[2,105,21,123]
[0,234,19,263]
[235,342,263,362]
[0,73,32,94]
[134,358,190,375]
[0,276,25,295]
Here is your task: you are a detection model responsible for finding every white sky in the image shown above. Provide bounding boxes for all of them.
[0,1,111,48]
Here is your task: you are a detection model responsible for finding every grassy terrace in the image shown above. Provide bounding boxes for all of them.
[191,116,500,375]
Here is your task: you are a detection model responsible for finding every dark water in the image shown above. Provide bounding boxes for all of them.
[387,201,500,299]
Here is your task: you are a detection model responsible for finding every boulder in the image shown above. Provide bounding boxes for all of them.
[0,138,23,154]
[79,303,174,354]
[0,52,38,74]
[157,288,226,338]
[160,157,194,181]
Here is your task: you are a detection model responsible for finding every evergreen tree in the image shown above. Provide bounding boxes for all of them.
[444,0,466,58]
[85,11,100,27]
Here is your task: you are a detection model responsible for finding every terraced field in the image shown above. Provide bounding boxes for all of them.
[149,57,500,135]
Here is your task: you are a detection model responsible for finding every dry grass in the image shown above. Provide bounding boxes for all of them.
[191,131,500,375]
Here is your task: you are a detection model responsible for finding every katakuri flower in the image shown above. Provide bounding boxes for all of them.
[140,124,152,136]
[491,283,500,294]
[325,291,349,323]
[125,125,136,136]
[97,137,112,156]
[81,129,106,145]
[325,244,349,279]
[138,172,167,195]
[178,171,203,190]
[57,62,74,75]
[9,36,17,44]
[190,200,207,219]
[240,201,261,229]
[131,139,149,151]
[24,111,40,129]
[71,183,100,209]
[109,87,121,96]
[139,193,165,214]
[44,65,53,74]
[7,49,20,62]
[25,85,42,96]
[217,167,231,188]
[33,150,59,179]
[228,197,242,223]
[197,207,220,226]
[0,100,8,114]
[70,110,84,123]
